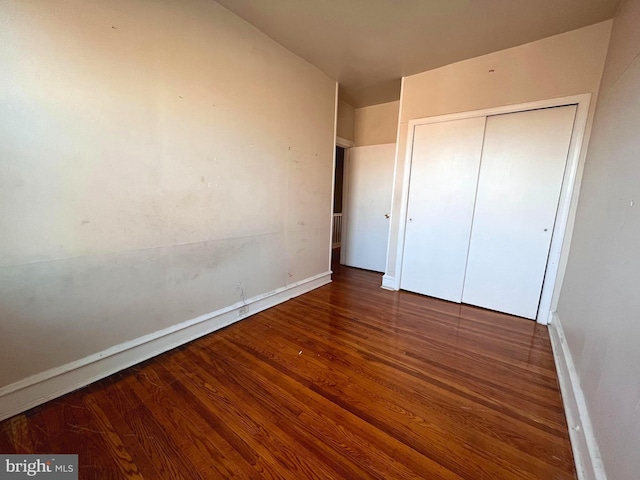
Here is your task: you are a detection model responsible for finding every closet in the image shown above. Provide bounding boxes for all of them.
[400,104,577,320]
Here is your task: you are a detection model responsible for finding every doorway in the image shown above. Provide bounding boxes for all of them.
[331,146,345,268]
[342,144,395,272]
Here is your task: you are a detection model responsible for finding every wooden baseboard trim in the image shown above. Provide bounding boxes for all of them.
[0,272,332,421]
[549,312,607,480]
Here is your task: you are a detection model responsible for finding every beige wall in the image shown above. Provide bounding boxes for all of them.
[386,21,612,282]
[354,101,400,146]
[557,0,640,478]
[336,99,355,141]
[0,0,336,387]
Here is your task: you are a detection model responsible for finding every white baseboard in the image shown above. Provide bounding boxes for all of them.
[549,312,606,480]
[381,274,397,290]
[0,272,332,422]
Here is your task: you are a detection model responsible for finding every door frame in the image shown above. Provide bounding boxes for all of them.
[389,94,592,324]
[335,136,354,266]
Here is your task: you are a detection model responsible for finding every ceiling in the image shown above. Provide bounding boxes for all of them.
[215,0,621,107]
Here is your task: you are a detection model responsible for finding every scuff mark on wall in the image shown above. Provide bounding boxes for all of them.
[235,280,246,304]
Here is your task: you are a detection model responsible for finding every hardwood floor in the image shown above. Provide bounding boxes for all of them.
[0,260,576,479]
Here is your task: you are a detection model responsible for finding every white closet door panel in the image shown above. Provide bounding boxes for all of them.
[462,105,577,319]
[344,144,395,272]
[401,117,486,302]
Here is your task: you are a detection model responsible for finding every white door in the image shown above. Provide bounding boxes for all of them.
[401,117,487,302]
[461,105,577,319]
[343,144,395,272]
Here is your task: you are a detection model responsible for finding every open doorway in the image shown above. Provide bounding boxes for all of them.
[331,146,345,269]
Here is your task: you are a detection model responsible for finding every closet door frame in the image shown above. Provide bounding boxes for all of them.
[388,94,592,325]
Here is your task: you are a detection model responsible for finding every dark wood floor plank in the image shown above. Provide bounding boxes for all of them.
[0,261,576,479]
[82,395,144,480]
[297,277,559,375]
[1,415,32,453]
[293,273,568,427]
[0,421,15,454]
[267,302,563,409]
[167,350,367,480]
[198,337,466,480]
[256,310,574,471]
[84,389,166,480]
[39,397,130,479]
[226,323,571,480]
[294,294,559,381]
[120,366,259,479]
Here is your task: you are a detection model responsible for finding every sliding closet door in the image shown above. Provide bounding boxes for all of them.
[461,105,577,319]
[401,117,486,302]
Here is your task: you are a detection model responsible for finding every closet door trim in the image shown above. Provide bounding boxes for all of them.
[388,94,592,324]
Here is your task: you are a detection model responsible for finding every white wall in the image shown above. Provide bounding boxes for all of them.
[385,21,612,287]
[336,99,355,142]
[354,101,399,146]
[556,0,640,478]
[0,0,336,388]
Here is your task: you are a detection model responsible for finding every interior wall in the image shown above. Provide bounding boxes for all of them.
[354,101,400,146]
[556,0,640,477]
[0,0,336,388]
[385,21,612,285]
[336,99,355,142]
